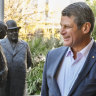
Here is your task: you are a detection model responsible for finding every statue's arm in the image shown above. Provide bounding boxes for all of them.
[27,44,33,69]
[0,46,8,87]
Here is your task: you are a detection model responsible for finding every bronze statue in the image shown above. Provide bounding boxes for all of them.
[0,20,32,96]
[0,21,8,96]
[0,46,8,84]
[0,21,7,39]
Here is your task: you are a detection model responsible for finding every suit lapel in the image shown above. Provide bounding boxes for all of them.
[13,40,24,56]
[3,38,14,55]
[68,42,96,96]
[51,46,68,95]
[52,47,68,77]
[2,38,24,56]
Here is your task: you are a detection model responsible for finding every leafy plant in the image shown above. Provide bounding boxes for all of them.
[86,0,96,40]
[27,36,63,95]
[92,23,96,40]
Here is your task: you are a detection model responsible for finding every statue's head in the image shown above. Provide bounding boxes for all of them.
[0,21,7,39]
[6,20,21,43]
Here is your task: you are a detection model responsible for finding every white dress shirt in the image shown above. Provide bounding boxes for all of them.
[57,39,94,96]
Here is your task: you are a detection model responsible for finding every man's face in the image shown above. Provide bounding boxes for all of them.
[7,28,19,43]
[60,16,86,49]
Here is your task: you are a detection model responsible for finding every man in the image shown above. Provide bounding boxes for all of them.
[41,2,96,96]
[0,20,32,96]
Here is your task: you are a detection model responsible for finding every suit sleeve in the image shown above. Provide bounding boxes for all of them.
[41,53,49,96]
[0,46,8,87]
[27,44,33,68]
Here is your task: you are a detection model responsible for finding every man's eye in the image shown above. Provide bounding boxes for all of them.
[65,26,70,28]
[65,26,72,28]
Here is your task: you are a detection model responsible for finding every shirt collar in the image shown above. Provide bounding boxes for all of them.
[66,39,94,57]
[66,47,73,57]
[79,39,94,56]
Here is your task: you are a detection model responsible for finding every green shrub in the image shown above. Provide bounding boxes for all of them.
[27,61,44,95]
[27,36,63,95]
[92,23,96,40]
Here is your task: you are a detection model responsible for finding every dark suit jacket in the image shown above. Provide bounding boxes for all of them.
[41,42,96,96]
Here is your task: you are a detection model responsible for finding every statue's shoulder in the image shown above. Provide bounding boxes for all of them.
[0,38,6,44]
[18,39,28,47]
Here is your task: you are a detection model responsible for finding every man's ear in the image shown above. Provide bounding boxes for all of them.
[82,22,91,34]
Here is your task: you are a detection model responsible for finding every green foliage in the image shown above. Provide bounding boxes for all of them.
[86,0,96,17]
[26,36,63,95]
[27,61,44,95]
[86,0,96,40]
[91,23,96,40]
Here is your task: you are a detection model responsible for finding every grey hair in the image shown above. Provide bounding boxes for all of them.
[62,2,95,33]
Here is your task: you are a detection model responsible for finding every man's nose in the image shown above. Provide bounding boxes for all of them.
[60,27,66,35]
